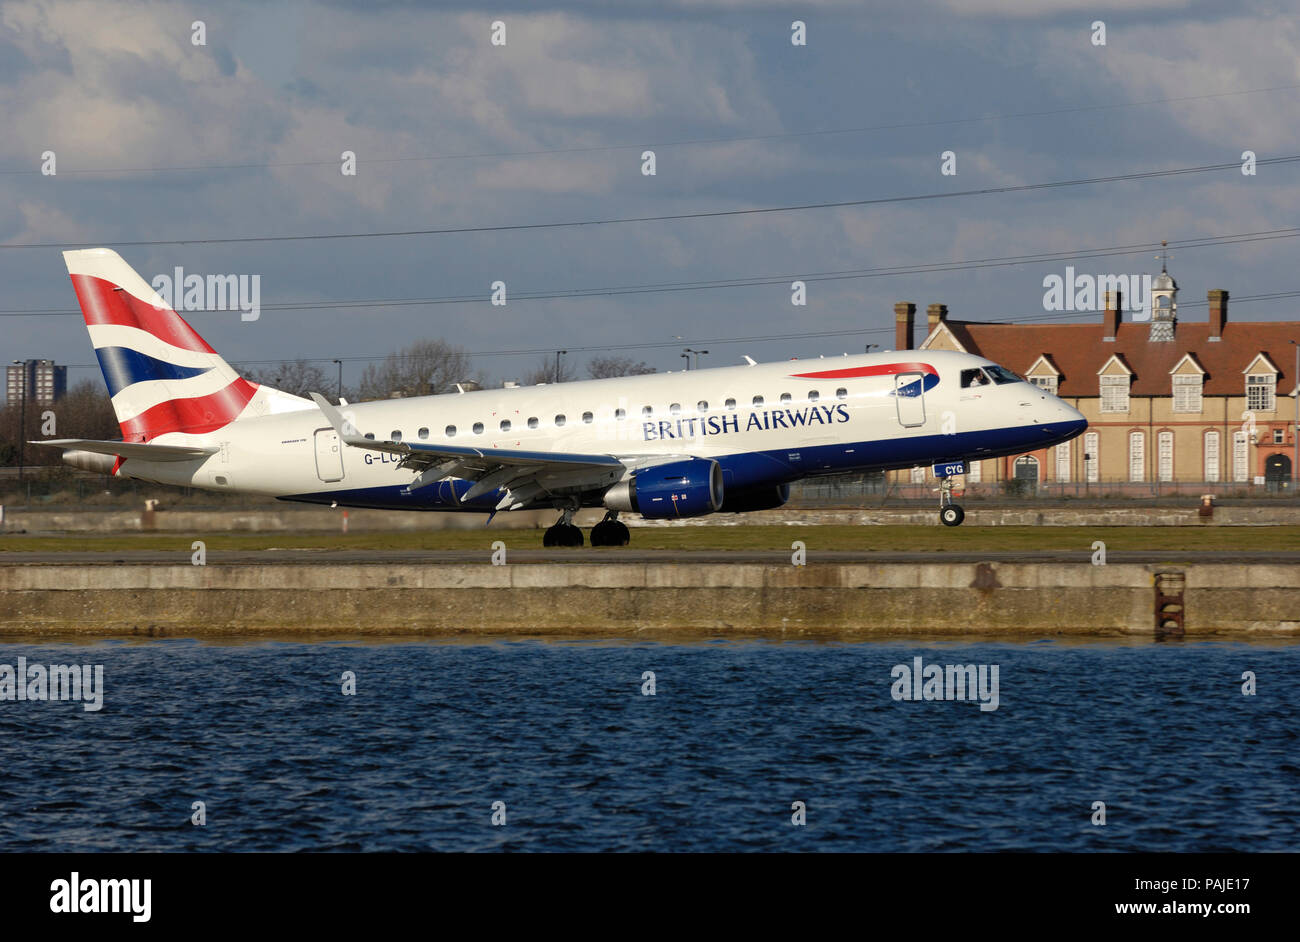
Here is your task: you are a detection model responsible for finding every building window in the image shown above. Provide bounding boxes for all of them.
[1158,430,1174,482]
[1247,373,1276,412]
[1274,428,1284,444]
[1172,374,1203,413]
[1084,431,1099,483]
[1031,375,1058,394]
[1055,441,1070,483]
[1204,430,1220,482]
[966,460,981,483]
[1128,430,1145,482]
[1100,375,1129,413]
[1232,430,1249,482]
[910,466,925,484]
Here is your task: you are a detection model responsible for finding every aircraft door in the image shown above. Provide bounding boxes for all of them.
[314,428,345,482]
[894,372,926,428]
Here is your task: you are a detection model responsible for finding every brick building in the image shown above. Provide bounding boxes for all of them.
[890,265,1299,489]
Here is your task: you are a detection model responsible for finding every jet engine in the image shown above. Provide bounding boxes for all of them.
[603,458,723,519]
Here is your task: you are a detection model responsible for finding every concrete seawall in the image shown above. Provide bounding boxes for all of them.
[2,561,1297,636]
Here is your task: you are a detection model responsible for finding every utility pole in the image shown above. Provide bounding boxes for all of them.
[333,359,343,399]
[554,350,567,384]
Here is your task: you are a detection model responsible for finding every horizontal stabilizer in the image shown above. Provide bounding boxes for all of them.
[30,438,218,462]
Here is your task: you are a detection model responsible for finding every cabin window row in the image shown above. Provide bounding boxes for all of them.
[381,387,850,440]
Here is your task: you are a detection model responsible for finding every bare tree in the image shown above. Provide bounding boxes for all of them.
[520,355,578,386]
[0,379,116,466]
[587,356,656,379]
[358,339,477,400]
[242,359,332,399]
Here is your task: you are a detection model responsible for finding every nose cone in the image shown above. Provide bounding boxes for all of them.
[1038,396,1087,441]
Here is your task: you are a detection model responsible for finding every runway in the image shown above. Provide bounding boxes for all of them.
[3,548,1298,566]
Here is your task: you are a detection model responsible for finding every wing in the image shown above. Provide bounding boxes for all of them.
[30,438,218,462]
[309,392,631,510]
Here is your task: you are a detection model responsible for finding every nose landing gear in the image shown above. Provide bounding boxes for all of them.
[936,476,965,527]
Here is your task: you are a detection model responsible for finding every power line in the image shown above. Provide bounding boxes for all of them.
[4,82,1297,177]
[4,156,1296,251]
[4,227,1297,317]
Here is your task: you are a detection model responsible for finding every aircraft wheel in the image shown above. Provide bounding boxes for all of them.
[543,525,560,547]
[940,505,965,527]
[560,524,585,547]
[609,521,630,546]
[590,522,610,547]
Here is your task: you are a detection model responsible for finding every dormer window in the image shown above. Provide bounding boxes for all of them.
[1100,375,1129,413]
[1172,374,1202,413]
[1030,376,1057,394]
[1247,373,1276,412]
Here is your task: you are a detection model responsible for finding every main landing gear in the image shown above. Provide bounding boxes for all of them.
[937,476,965,527]
[542,505,585,547]
[590,511,630,547]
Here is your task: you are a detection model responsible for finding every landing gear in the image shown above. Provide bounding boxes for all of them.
[937,476,965,527]
[543,505,585,547]
[590,511,630,547]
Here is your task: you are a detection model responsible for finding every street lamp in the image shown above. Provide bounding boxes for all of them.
[333,359,343,400]
[554,350,567,384]
[684,347,708,370]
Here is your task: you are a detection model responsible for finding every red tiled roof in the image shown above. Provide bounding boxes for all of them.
[938,319,1300,397]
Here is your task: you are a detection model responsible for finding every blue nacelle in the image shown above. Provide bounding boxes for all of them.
[604,458,724,519]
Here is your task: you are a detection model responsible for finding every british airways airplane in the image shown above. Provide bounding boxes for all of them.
[38,249,1086,545]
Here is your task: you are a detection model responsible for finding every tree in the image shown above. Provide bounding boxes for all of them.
[587,356,656,379]
[520,355,578,386]
[357,339,478,400]
[242,359,332,399]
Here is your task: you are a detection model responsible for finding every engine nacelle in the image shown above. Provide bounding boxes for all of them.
[604,458,723,519]
[722,483,790,513]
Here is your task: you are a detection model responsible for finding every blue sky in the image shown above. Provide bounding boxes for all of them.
[2,0,1298,397]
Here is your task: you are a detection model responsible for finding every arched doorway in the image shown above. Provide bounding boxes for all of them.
[1014,455,1039,484]
[1265,453,1292,492]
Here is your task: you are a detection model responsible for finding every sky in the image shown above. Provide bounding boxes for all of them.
[2,0,1299,398]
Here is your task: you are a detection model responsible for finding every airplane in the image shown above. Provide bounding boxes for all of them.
[36,248,1087,545]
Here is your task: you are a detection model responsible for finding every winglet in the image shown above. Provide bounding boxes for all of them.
[309,392,363,443]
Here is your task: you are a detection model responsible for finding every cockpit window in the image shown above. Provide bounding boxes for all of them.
[960,368,989,388]
[984,365,1023,385]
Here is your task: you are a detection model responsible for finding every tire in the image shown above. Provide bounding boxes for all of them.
[561,524,585,547]
[610,521,630,546]
[940,505,965,527]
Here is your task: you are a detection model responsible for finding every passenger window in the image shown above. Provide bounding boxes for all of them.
[472,422,484,434]
[780,392,792,403]
[582,411,593,424]
[642,406,653,417]
[364,432,375,440]
[725,398,736,410]
[527,417,538,429]
[500,420,511,432]
[555,414,566,427]
[418,427,429,439]
[697,400,708,412]
[836,388,847,400]
[615,408,626,421]
[670,403,681,415]
[752,395,764,406]
[445,425,456,437]
[391,431,402,442]
[808,390,819,402]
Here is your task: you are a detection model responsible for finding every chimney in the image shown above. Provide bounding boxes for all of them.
[894,301,916,350]
[1103,289,1121,341]
[1208,289,1228,341]
[926,303,948,334]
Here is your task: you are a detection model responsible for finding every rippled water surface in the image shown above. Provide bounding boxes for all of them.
[0,639,1296,851]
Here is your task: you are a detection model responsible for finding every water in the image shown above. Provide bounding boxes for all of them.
[0,639,1295,851]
